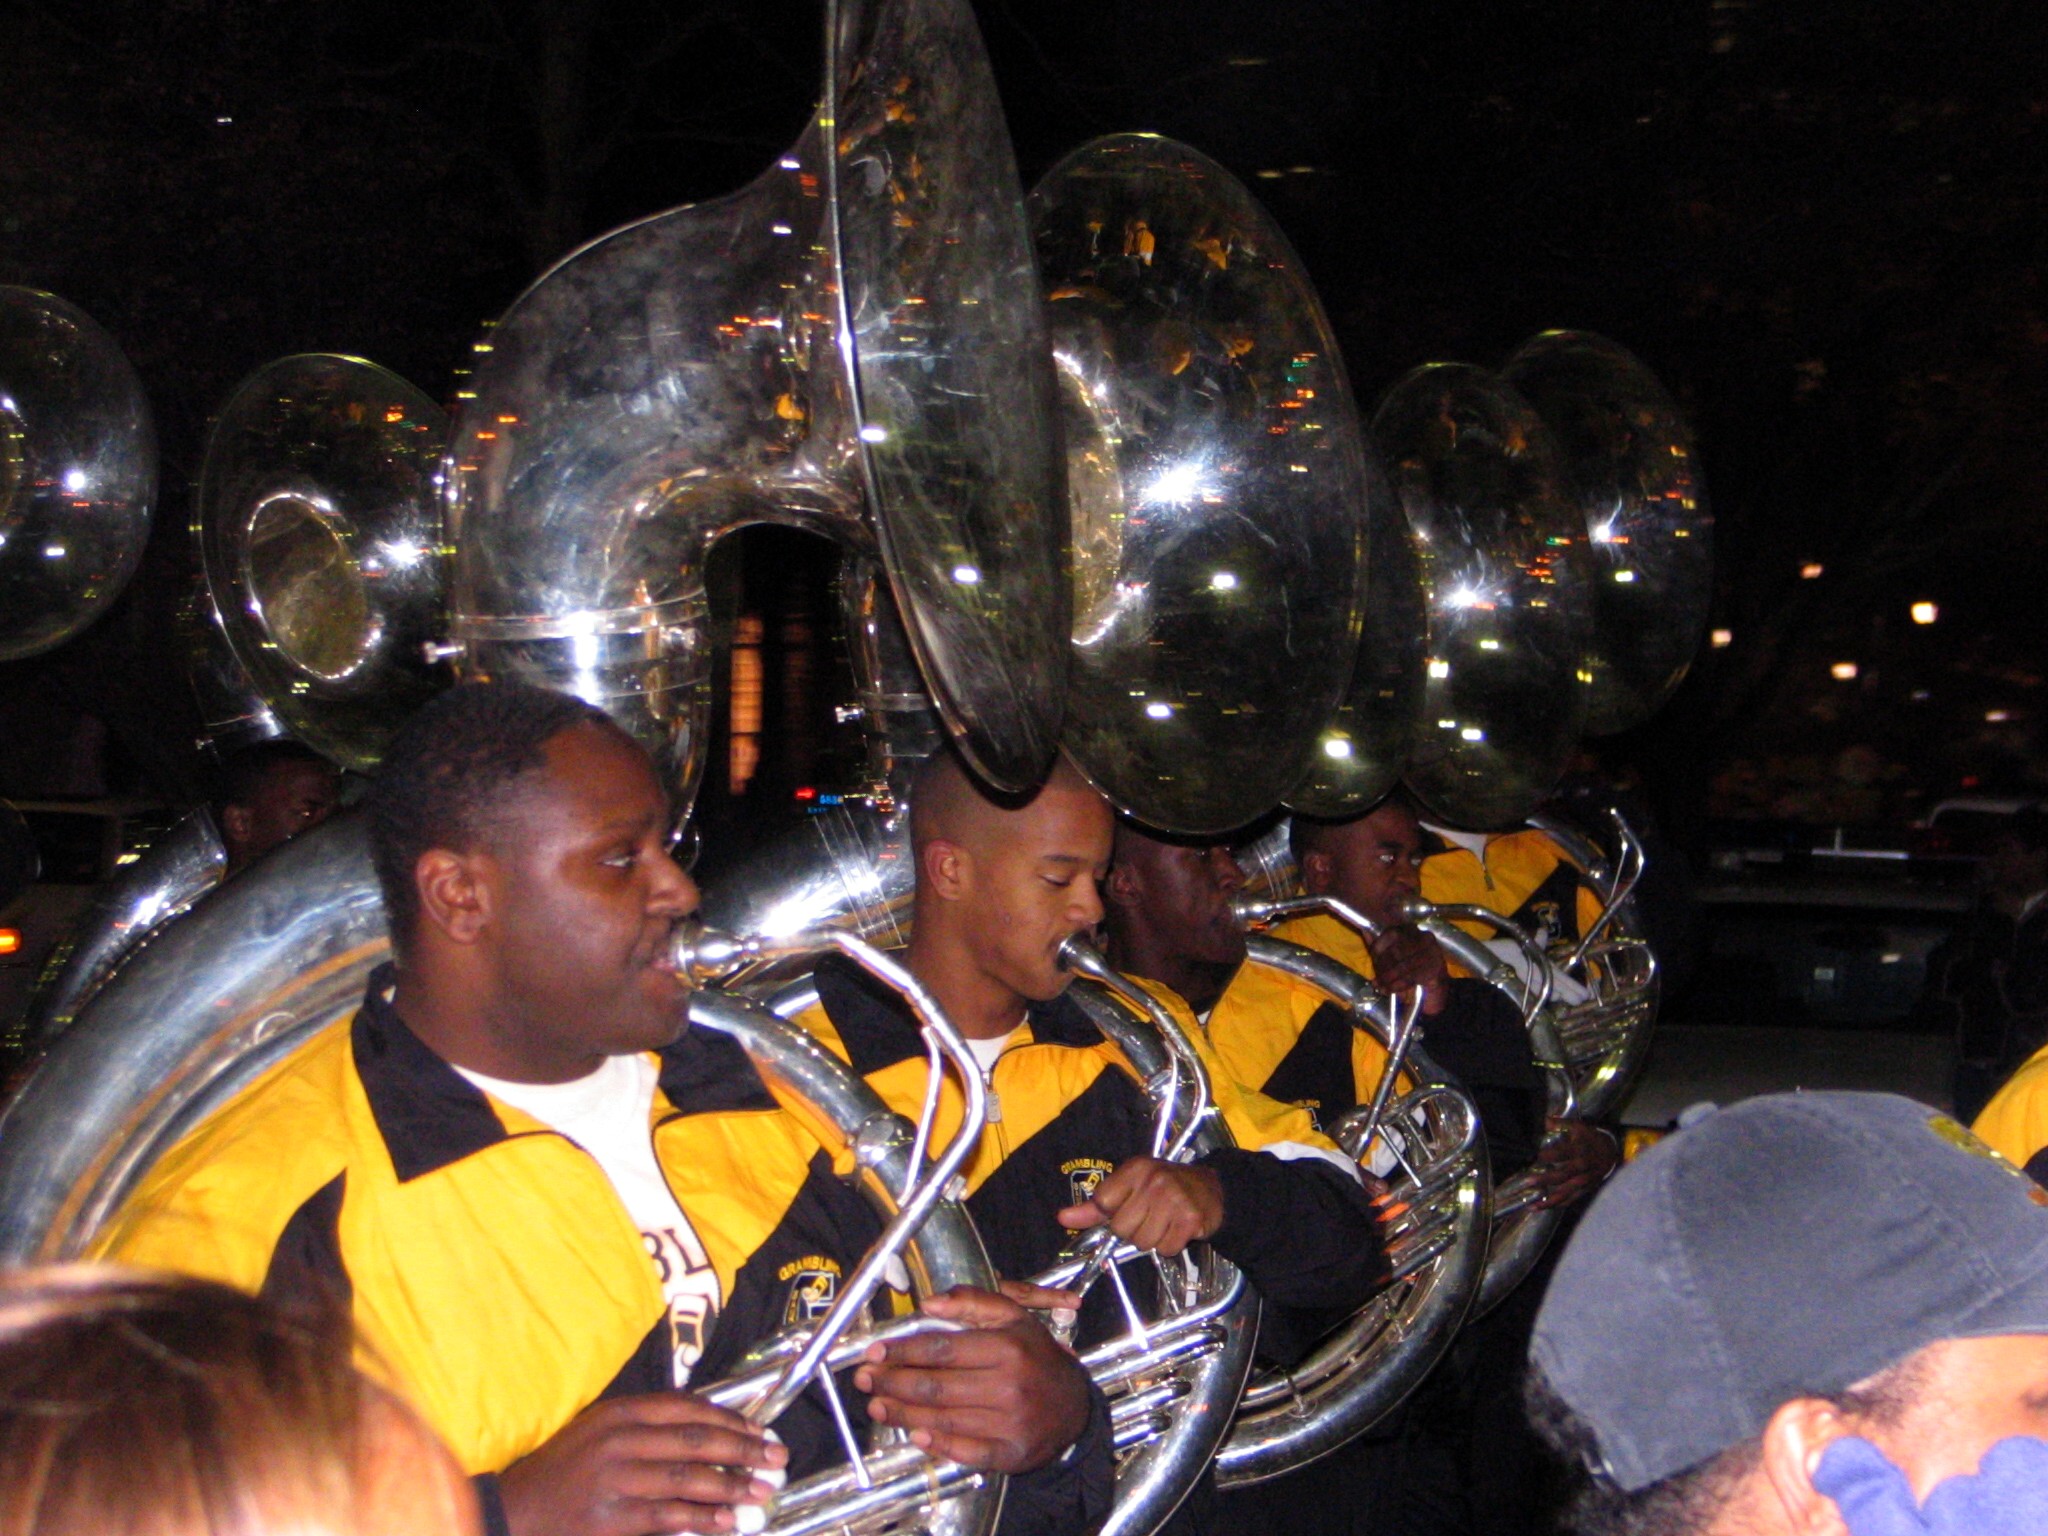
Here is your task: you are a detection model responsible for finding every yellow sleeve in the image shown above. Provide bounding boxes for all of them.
[92,1024,356,1294]
[1973,1046,2048,1170]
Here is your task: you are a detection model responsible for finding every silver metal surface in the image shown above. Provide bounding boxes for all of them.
[197,354,451,773]
[1526,808,1662,1119]
[1030,134,1371,834]
[1289,482,1426,817]
[1216,935,1488,1483]
[442,0,1067,814]
[1373,364,1592,829]
[22,808,226,1049]
[177,575,286,756]
[0,286,156,661]
[1502,332,1712,736]
[0,812,386,1263]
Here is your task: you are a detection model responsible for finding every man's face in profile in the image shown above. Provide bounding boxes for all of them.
[223,758,341,870]
[1848,1334,2048,1503]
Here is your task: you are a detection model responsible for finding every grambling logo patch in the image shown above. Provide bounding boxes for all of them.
[779,1255,843,1326]
[1061,1157,1114,1207]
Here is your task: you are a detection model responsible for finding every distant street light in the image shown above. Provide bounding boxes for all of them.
[1831,661,1859,680]
[1911,601,1938,625]
[1987,710,2013,723]
[1801,562,1825,579]
[1710,628,1733,648]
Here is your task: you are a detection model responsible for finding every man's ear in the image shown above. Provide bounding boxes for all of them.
[922,837,970,902]
[415,848,495,946]
[1103,861,1142,913]
[1300,848,1333,896]
[1758,1396,1855,1535]
[219,803,253,850]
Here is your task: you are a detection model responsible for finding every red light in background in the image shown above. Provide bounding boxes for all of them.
[794,786,817,802]
[0,930,20,956]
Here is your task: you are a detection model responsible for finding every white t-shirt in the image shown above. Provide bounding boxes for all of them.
[459,1052,721,1386]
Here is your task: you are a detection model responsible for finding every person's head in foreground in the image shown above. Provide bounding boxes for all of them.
[1528,1090,2048,1536]
[0,1265,479,1536]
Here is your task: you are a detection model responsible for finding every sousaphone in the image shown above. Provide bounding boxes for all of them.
[1030,134,1372,835]
[1502,331,1711,736]
[1374,364,1594,830]
[440,0,1068,814]
[0,286,156,661]
[197,353,452,772]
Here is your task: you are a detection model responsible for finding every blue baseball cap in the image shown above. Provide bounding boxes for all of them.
[1530,1091,2048,1492]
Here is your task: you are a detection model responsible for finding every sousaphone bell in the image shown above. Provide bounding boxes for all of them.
[0,286,156,662]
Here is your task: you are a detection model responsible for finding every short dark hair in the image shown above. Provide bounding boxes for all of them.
[1288,786,1424,867]
[1524,1356,1923,1536]
[213,739,335,818]
[367,681,615,955]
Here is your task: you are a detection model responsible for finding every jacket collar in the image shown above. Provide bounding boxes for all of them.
[813,951,1105,1071]
[353,964,514,1183]
[353,964,780,1182]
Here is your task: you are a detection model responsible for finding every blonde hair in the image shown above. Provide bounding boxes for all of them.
[0,1265,476,1536]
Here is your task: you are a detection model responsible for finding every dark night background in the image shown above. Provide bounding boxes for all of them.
[2,0,2044,855]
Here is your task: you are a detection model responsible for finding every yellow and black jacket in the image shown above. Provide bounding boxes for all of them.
[796,954,1388,1321]
[1237,913,1546,1173]
[1974,1041,2048,1186]
[797,956,1386,1535]
[97,965,1111,1536]
[1419,827,1603,950]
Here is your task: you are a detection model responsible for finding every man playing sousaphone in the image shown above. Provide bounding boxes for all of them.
[790,748,1390,1532]
[1253,791,1617,1536]
[92,682,1108,1536]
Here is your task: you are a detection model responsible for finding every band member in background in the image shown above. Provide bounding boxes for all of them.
[97,682,1104,1536]
[1417,814,1605,1006]
[1267,793,1618,1536]
[214,738,342,877]
[1949,808,2048,1128]
[792,748,1388,1532]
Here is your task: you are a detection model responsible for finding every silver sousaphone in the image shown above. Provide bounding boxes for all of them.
[197,353,453,772]
[1231,822,1583,1317]
[1029,134,1373,835]
[760,938,1261,1536]
[1502,331,1711,737]
[1374,364,1594,831]
[21,354,448,1049]
[440,0,1068,814]
[0,286,156,661]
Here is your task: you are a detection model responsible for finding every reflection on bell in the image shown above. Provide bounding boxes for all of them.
[197,354,451,772]
[0,286,156,662]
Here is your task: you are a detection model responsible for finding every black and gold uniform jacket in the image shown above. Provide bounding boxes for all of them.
[795,954,1389,1322]
[1974,1040,2048,1185]
[1419,827,1602,951]
[1241,914,1546,1174]
[96,965,1111,1536]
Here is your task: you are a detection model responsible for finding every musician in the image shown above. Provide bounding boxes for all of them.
[1418,815,1606,1007]
[790,749,1389,1529]
[1527,1092,2048,1536]
[215,738,342,877]
[1266,795,1617,1536]
[95,682,1104,1536]
[1278,795,1615,1199]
